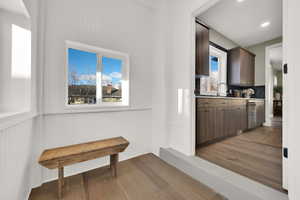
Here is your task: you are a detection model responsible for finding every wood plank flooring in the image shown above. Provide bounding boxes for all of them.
[29,154,227,200]
[196,127,284,192]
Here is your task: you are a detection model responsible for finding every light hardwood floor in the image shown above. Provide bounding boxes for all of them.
[29,154,227,200]
[197,127,284,192]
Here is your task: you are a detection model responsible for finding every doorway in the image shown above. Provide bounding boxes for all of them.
[265,43,283,127]
[193,0,286,193]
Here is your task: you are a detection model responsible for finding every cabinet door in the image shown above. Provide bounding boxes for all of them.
[236,105,248,131]
[225,107,236,136]
[241,105,248,131]
[228,48,241,85]
[248,54,255,85]
[197,107,216,145]
[237,107,242,131]
[196,23,209,76]
[240,49,255,86]
[216,107,226,139]
[235,107,243,133]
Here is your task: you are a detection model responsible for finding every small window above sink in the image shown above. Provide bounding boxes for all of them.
[199,44,227,96]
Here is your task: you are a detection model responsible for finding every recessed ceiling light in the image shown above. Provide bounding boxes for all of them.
[261,21,270,28]
[237,0,245,2]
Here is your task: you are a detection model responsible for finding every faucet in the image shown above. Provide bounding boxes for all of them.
[217,82,227,96]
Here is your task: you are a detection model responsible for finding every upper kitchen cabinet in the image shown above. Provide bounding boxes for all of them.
[195,22,209,76]
[228,47,255,86]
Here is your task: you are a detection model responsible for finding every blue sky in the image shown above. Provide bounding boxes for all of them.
[102,56,122,86]
[210,56,219,72]
[68,48,122,86]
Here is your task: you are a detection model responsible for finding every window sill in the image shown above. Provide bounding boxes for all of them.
[0,111,38,131]
[44,106,152,116]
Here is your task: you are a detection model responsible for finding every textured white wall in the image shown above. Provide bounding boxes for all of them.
[0,119,35,200]
[0,0,44,199]
[0,10,31,112]
[42,0,156,113]
[37,0,167,183]
[165,0,220,156]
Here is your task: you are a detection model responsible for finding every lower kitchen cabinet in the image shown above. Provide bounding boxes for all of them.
[226,107,237,136]
[241,106,248,130]
[237,106,248,131]
[196,107,216,144]
[215,107,226,139]
[196,98,248,146]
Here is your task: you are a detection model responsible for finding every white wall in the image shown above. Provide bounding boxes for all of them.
[0,10,31,112]
[151,0,168,155]
[164,0,220,156]
[0,0,45,199]
[42,0,162,114]
[247,37,282,86]
[37,0,167,183]
[0,119,35,200]
[0,6,37,200]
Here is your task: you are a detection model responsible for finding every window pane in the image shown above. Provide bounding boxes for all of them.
[102,56,122,102]
[68,48,97,105]
[210,56,219,92]
[199,56,220,95]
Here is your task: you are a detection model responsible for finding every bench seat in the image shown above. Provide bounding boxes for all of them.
[39,137,129,169]
[38,136,129,199]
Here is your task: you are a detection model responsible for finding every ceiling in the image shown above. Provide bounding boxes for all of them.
[0,0,28,16]
[270,46,283,71]
[198,0,282,47]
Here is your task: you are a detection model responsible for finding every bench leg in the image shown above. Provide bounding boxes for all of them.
[58,167,64,200]
[110,154,119,177]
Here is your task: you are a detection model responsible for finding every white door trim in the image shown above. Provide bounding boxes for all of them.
[264,43,282,127]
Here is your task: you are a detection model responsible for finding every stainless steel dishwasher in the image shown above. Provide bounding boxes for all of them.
[247,101,257,129]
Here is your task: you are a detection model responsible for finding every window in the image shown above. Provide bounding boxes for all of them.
[66,41,129,107]
[200,44,227,96]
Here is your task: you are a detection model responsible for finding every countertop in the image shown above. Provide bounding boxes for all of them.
[195,95,265,101]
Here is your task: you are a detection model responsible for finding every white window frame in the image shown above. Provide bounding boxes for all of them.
[65,40,130,109]
[210,45,227,85]
[200,45,227,96]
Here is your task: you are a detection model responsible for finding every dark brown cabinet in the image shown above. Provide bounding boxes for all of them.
[228,47,255,86]
[226,107,237,136]
[215,107,226,139]
[196,107,216,144]
[196,98,247,147]
[241,106,248,131]
[195,22,209,76]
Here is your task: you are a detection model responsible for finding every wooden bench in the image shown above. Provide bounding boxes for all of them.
[38,137,129,199]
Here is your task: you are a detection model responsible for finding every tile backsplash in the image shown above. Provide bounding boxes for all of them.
[228,85,265,99]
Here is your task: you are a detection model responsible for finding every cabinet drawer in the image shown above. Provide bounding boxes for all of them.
[197,98,228,108]
[228,99,247,106]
